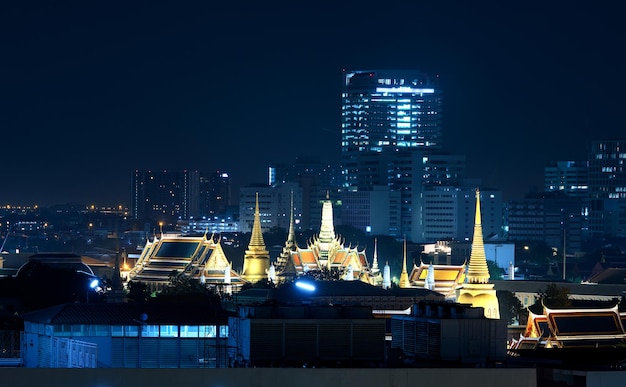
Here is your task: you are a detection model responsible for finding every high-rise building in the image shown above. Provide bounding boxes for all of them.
[418,186,503,243]
[588,139,626,238]
[341,69,443,191]
[340,187,401,237]
[268,157,341,231]
[208,171,232,217]
[239,183,303,234]
[131,170,200,226]
[340,70,450,241]
[544,161,589,198]
[505,191,583,257]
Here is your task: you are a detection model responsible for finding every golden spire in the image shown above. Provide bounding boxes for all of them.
[248,192,266,250]
[457,188,500,319]
[286,189,296,246]
[371,237,380,273]
[242,192,270,282]
[399,236,410,288]
[319,193,335,243]
[466,189,490,284]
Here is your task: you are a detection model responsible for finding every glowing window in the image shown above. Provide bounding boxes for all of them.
[142,325,159,337]
[160,325,178,337]
[200,325,217,338]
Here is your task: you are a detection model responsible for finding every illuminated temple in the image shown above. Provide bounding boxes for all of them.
[457,189,500,319]
[272,192,374,283]
[241,193,271,283]
[127,232,246,292]
[407,260,466,300]
[510,302,626,350]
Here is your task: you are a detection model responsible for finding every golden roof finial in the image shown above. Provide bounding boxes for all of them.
[466,187,490,284]
[248,192,267,249]
[399,235,411,288]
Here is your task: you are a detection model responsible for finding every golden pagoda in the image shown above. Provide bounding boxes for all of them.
[273,192,372,282]
[273,190,298,279]
[457,188,500,319]
[398,237,411,288]
[241,192,271,283]
[369,238,383,286]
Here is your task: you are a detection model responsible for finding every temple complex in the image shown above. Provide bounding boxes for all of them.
[457,189,500,319]
[127,232,246,292]
[273,192,373,283]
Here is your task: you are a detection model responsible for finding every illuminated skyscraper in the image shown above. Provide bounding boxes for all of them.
[340,70,453,240]
[341,69,443,190]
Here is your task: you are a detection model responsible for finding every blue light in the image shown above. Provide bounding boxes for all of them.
[89,278,100,289]
[295,281,315,292]
[376,87,435,94]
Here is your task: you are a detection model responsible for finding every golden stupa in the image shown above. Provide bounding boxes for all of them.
[457,189,500,319]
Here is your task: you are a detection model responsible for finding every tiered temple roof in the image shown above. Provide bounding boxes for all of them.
[408,261,466,300]
[510,303,626,350]
[128,232,246,292]
[274,192,374,283]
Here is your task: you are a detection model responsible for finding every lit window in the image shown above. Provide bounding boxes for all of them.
[200,325,217,338]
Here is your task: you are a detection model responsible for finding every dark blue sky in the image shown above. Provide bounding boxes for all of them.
[2,2,625,206]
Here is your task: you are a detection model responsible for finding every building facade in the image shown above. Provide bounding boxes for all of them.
[544,161,589,199]
[131,170,200,225]
[417,186,503,243]
[238,184,303,234]
[341,69,443,191]
[340,187,401,237]
[588,139,626,238]
[505,191,583,258]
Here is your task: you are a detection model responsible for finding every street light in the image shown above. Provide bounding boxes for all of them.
[295,280,315,292]
[87,277,100,303]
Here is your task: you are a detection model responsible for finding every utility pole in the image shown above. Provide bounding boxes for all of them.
[562,226,566,281]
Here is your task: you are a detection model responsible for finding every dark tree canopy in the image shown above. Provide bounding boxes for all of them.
[539,283,572,308]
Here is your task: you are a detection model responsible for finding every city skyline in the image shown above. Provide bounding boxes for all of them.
[3,2,626,207]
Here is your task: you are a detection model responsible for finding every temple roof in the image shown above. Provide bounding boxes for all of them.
[129,233,244,287]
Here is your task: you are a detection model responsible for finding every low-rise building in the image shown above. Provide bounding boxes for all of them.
[20,302,232,368]
[391,301,508,366]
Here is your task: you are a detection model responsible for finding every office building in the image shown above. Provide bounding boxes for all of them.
[340,187,401,237]
[268,158,341,231]
[505,191,583,259]
[341,69,443,191]
[416,186,503,243]
[239,183,303,234]
[544,161,589,198]
[197,170,232,218]
[131,170,200,226]
[588,139,626,238]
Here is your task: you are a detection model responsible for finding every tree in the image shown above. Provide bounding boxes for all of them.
[497,290,523,325]
[300,267,345,281]
[154,271,219,303]
[487,260,503,280]
[539,283,571,308]
[126,280,150,303]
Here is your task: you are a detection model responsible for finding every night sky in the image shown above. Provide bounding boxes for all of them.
[2,2,625,207]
